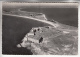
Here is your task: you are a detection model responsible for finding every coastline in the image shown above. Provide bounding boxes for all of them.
[3,13,59,28]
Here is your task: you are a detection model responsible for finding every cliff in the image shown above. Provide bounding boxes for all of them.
[17,26,78,55]
[3,9,78,55]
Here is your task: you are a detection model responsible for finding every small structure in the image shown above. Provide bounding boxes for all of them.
[28,38,39,43]
[28,37,43,44]
[27,33,34,36]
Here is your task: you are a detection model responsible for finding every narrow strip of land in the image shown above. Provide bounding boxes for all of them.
[3,14,59,28]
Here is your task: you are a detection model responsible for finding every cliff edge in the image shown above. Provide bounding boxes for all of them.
[17,26,78,55]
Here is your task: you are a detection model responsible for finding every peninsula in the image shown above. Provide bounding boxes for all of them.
[3,9,78,55]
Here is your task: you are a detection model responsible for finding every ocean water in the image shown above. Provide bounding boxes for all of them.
[2,15,49,54]
[22,8,78,27]
[2,8,78,55]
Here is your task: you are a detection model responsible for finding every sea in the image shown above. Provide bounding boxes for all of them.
[2,15,50,55]
[21,8,78,27]
[2,8,78,55]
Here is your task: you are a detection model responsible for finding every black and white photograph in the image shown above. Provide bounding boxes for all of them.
[2,2,78,55]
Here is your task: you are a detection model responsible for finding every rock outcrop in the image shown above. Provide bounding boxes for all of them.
[17,26,78,55]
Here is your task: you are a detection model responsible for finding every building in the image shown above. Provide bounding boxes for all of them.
[27,33,34,36]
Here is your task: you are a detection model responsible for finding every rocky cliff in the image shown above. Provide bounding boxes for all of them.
[17,25,78,55]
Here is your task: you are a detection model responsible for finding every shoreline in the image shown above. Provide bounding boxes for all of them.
[3,13,59,28]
